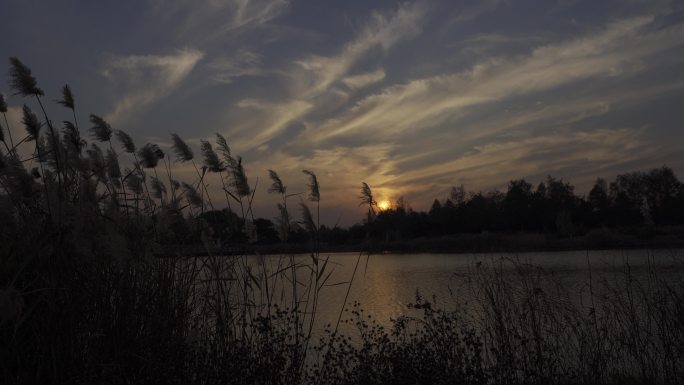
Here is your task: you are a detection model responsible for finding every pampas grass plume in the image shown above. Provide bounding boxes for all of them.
[9,57,44,97]
[171,133,193,162]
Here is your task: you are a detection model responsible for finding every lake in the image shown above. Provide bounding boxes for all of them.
[237,248,684,337]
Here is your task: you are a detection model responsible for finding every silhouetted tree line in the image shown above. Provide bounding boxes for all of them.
[368,166,684,241]
[192,166,684,247]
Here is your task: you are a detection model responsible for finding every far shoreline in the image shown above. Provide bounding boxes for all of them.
[159,225,684,257]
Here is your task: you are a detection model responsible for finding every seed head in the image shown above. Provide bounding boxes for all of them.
[89,114,113,142]
[9,57,44,97]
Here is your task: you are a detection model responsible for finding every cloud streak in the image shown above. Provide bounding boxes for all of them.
[313,16,683,142]
[102,48,204,124]
[151,0,290,43]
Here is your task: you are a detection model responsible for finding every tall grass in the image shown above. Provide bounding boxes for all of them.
[1,58,683,385]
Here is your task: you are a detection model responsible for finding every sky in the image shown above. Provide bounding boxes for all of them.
[1,0,683,226]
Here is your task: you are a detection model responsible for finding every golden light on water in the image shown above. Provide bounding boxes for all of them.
[378,200,391,211]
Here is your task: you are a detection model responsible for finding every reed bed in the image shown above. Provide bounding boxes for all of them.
[1,58,683,385]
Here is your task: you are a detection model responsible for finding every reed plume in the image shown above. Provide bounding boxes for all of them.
[0,94,13,151]
[106,148,122,185]
[360,182,376,207]
[21,105,41,141]
[62,121,83,154]
[302,170,319,202]
[171,133,193,162]
[116,130,136,153]
[56,84,75,110]
[138,143,162,168]
[268,170,291,241]
[88,114,113,142]
[360,182,377,222]
[8,57,43,96]
[153,145,164,160]
[215,132,233,163]
[229,156,250,197]
[201,140,225,172]
[268,170,286,195]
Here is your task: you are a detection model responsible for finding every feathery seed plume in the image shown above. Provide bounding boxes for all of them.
[22,105,41,141]
[171,133,193,162]
[201,140,224,172]
[0,93,7,112]
[138,143,161,168]
[62,121,83,153]
[9,57,44,96]
[360,182,376,207]
[215,133,232,161]
[89,114,113,142]
[268,170,286,195]
[116,130,136,153]
[57,84,75,109]
[230,156,250,197]
[153,145,165,160]
[302,169,320,202]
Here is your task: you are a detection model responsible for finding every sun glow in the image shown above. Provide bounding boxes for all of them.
[378,200,391,211]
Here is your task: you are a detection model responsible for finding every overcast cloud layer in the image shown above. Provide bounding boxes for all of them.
[2,0,683,225]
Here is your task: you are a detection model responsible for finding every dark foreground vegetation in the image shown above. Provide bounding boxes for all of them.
[1,58,684,384]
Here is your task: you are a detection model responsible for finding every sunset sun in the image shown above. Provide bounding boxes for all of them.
[378,200,391,211]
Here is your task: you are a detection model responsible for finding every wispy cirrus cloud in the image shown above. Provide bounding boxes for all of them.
[312,15,684,142]
[293,2,426,97]
[207,50,264,84]
[225,2,428,150]
[342,69,386,90]
[102,48,204,124]
[150,0,290,43]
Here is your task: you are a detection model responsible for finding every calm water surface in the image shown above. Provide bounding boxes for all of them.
[249,249,684,334]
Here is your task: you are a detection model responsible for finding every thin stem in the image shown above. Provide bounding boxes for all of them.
[191,159,214,213]
[2,112,14,150]
[34,95,64,195]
